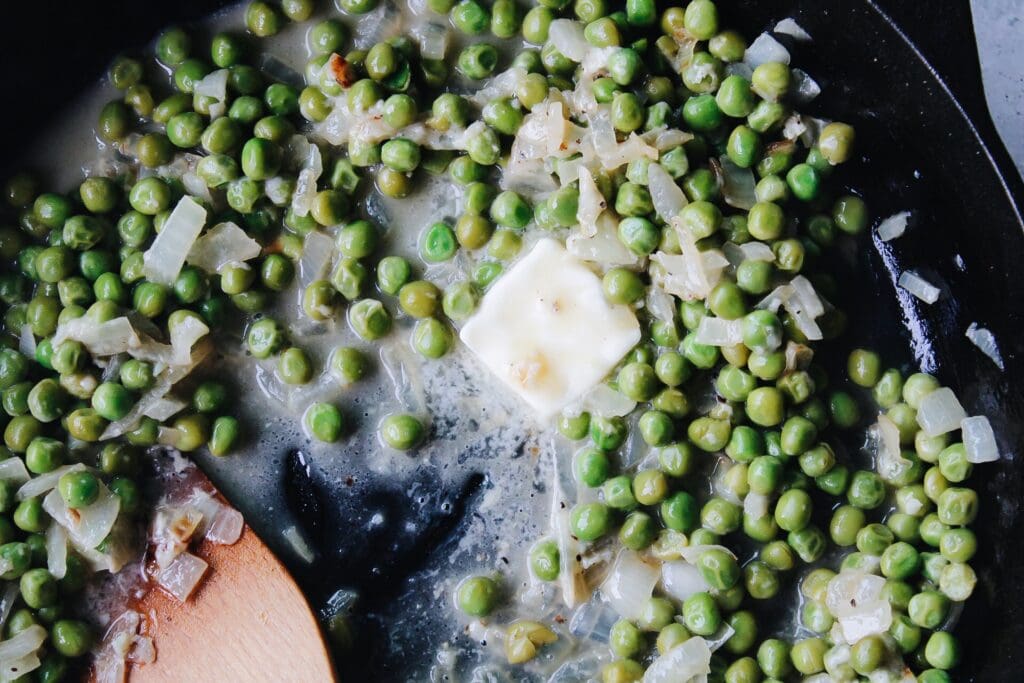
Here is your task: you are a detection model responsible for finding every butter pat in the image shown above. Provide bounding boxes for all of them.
[460,239,641,419]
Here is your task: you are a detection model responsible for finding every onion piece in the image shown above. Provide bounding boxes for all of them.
[18,325,35,358]
[898,270,941,304]
[283,525,315,564]
[650,221,727,301]
[566,213,638,266]
[695,317,743,346]
[782,113,807,141]
[877,211,910,242]
[576,166,607,238]
[743,33,791,68]
[469,67,525,107]
[0,625,46,679]
[550,461,586,608]
[719,157,756,210]
[291,143,323,217]
[784,341,813,372]
[206,504,244,545]
[774,18,812,41]
[916,388,966,437]
[548,19,589,62]
[573,383,637,418]
[962,416,999,463]
[965,323,1005,370]
[409,20,448,60]
[53,316,140,356]
[143,396,187,421]
[194,68,229,118]
[874,413,913,484]
[17,464,86,501]
[642,635,712,683]
[43,485,120,551]
[142,196,207,286]
[661,561,710,602]
[156,551,209,602]
[600,550,661,621]
[647,162,688,221]
[743,492,770,519]
[298,230,335,290]
[825,570,892,644]
[0,458,30,486]
[187,222,261,274]
[645,286,676,324]
[791,68,821,103]
[677,545,735,565]
[45,523,68,579]
[0,584,18,630]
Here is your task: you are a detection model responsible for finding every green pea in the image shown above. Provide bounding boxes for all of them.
[379,413,425,450]
[457,44,499,80]
[58,471,101,509]
[304,403,344,443]
[681,591,721,636]
[277,347,313,385]
[529,539,559,581]
[574,448,610,487]
[50,619,93,658]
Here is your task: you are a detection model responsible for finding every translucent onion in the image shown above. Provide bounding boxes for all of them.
[641,635,712,683]
[142,196,207,286]
[661,561,710,602]
[916,387,966,437]
[0,584,18,630]
[0,458,30,486]
[0,625,46,680]
[600,550,661,621]
[743,492,771,519]
[187,222,262,274]
[965,323,1005,370]
[962,416,999,463]
[194,69,229,118]
[782,113,807,141]
[156,551,209,602]
[719,157,756,210]
[574,383,637,418]
[43,485,121,551]
[283,525,316,564]
[469,67,525,106]
[695,317,743,346]
[142,396,187,421]
[874,414,912,483]
[548,19,589,62]
[16,464,86,501]
[645,286,676,324]
[774,18,812,41]
[17,326,34,358]
[410,20,449,60]
[566,213,639,266]
[576,166,606,237]
[825,570,892,643]
[45,523,68,579]
[291,143,323,218]
[647,162,688,222]
[550,468,587,608]
[791,68,821,103]
[877,211,910,242]
[53,316,140,356]
[743,33,791,68]
[898,270,941,304]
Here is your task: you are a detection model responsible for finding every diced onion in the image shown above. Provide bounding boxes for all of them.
[661,561,710,602]
[695,317,743,346]
[156,551,209,602]
[574,383,637,418]
[600,550,661,621]
[194,69,229,118]
[774,18,812,41]
[143,396,187,421]
[17,464,86,501]
[43,485,120,551]
[187,222,262,274]
[283,525,316,564]
[469,67,525,107]
[18,326,35,358]
[677,545,735,565]
[877,211,910,242]
[782,113,807,141]
[298,230,335,290]
[743,33,791,68]
[642,635,712,683]
[719,157,756,210]
[645,286,676,324]
[576,166,607,237]
[825,571,892,643]
[53,316,140,356]
[743,492,770,519]
[916,387,966,437]
[291,143,323,217]
[142,196,208,286]
[0,584,18,630]
[45,523,68,579]
[263,176,292,206]
[790,275,824,317]
[874,414,912,483]
[0,625,47,678]
[409,20,449,60]
[898,270,941,304]
[784,341,813,372]
[965,323,1005,370]
[548,19,589,62]
[791,68,821,103]
[566,213,638,266]
[647,162,688,221]
[650,221,727,301]
[0,458,30,486]
[962,416,999,463]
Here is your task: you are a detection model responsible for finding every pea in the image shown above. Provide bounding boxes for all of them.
[58,471,101,509]
[682,592,721,637]
[21,567,58,608]
[379,413,425,450]
[50,619,93,658]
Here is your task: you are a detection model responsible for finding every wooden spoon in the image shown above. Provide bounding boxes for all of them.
[90,469,335,682]
[129,526,335,682]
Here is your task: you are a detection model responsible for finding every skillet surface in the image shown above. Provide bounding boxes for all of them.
[2,1,1022,680]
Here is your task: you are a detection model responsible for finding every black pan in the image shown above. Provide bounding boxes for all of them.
[2,1,1021,680]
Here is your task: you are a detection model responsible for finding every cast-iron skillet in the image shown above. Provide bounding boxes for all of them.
[2,1,1021,680]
